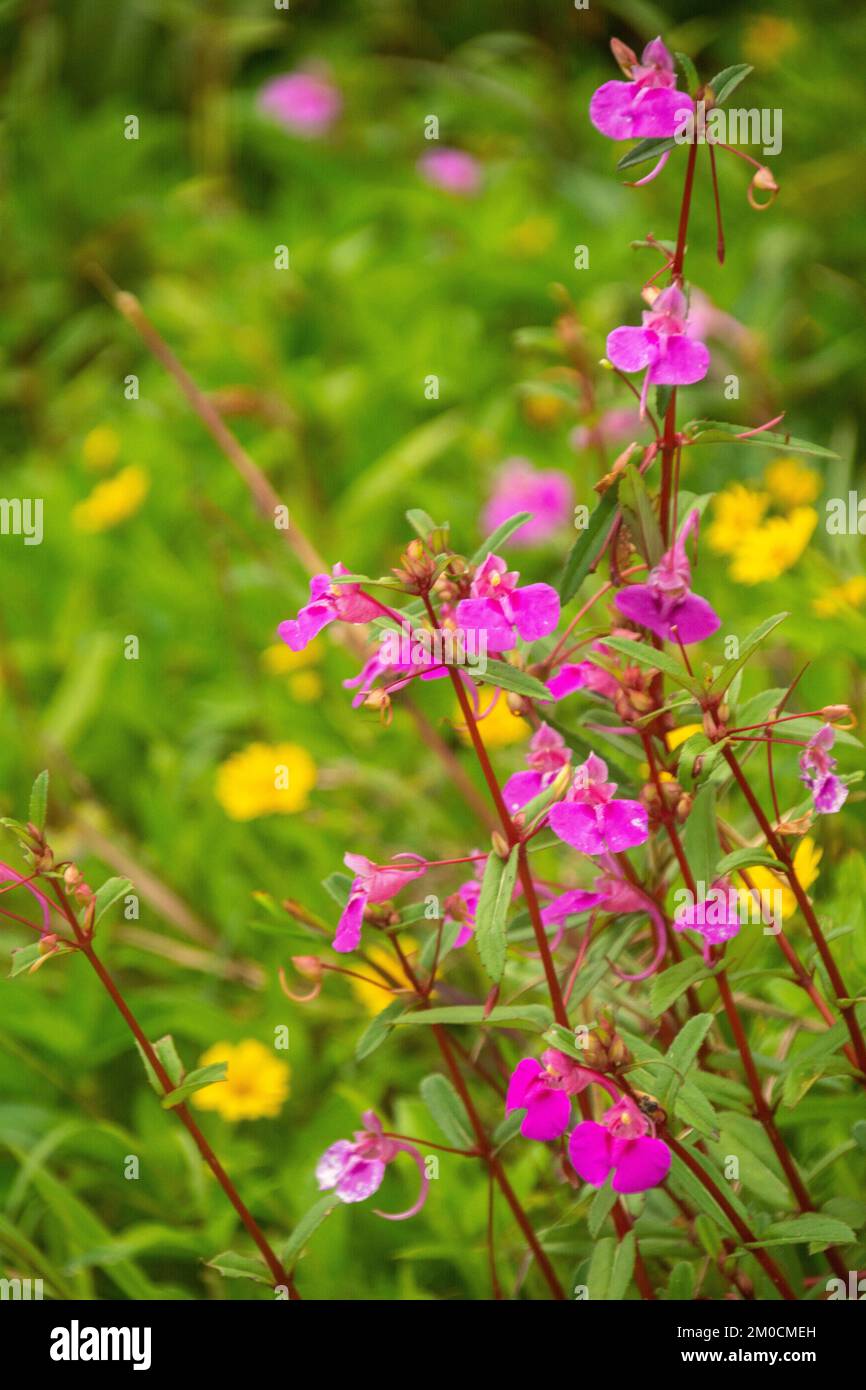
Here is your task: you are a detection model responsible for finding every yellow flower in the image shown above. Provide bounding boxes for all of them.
[763,457,821,509]
[736,837,821,922]
[666,723,704,752]
[812,576,866,617]
[191,1039,289,1121]
[72,466,149,533]
[456,696,529,749]
[506,216,556,258]
[261,642,323,702]
[707,484,770,555]
[351,941,418,1015]
[215,741,316,819]
[728,507,817,584]
[82,425,121,471]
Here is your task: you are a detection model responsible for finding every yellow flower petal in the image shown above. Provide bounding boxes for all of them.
[192,1039,290,1121]
[215,742,317,819]
[72,466,149,532]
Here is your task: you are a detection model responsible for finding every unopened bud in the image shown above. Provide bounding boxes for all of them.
[506,691,531,716]
[748,166,779,210]
[610,37,638,77]
[292,955,322,981]
[608,1036,632,1068]
[491,831,511,860]
[675,793,693,823]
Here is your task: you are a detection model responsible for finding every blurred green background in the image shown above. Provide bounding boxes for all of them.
[0,0,864,1300]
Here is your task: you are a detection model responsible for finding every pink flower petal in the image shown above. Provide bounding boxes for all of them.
[611,1136,671,1193]
[607,326,658,374]
[568,1121,614,1186]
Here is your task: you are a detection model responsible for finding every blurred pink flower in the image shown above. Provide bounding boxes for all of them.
[800,725,848,814]
[570,407,642,454]
[417,147,481,195]
[482,459,574,547]
[258,71,342,137]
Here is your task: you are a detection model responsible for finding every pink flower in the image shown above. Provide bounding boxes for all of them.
[506,1049,598,1140]
[502,723,571,813]
[607,285,710,415]
[547,656,619,703]
[569,1095,671,1194]
[800,725,848,815]
[443,876,482,949]
[570,407,643,454]
[482,460,574,547]
[334,854,426,953]
[673,880,740,964]
[548,753,648,856]
[455,553,560,654]
[258,72,342,137]
[417,147,481,195]
[590,37,691,142]
[615,509,720,645]
[316,1110,428,1219]
[279,563,382,652]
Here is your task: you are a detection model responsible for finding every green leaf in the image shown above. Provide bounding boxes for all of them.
[470,512,533,565]
[713,847,781,877]
[586,1236,615,1299]
[588,1182,618,1239]
[708,612,789,699]
[135,1034,185,1094]
[419,1074,474,1148]
[601,634,701,696]
[655,384,673,421]
[8,940,72,977]
[322,872,353,907]
[207,1250,270,1284]
[395,1003,552,1029]
[756,1214,856,1249]
[675,52,699,95]
[681,785,717,894]
[665,1261,695,1300]
[476,660,551,701]
[335,411,463,526]
[160,1062,227,1109]
[650,957,710,1017]
[615,136,676,173]
[618,464,663,567]
[474,846,519,983]
[92,876,133,925]
[559,487,619,604]
[663,1013,714,1107]
[683,419,837,459]
[706,63,754,106]
[608,1231,636,1300]
[405,508,436,539]
[356,998,408,1060]
[280,1192,342,1271]
[674,1080,720,1139]
[28,770,49,832]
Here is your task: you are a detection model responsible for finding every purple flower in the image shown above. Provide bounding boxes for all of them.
[800,725,848,814]
[547,656,619,703]
[334,854,426,953]
[569,1096,671,1194]
[258,71,342,137]
[607,285,710,415]
[590,37,691,143]
[417,147,481,195]
[502,723,571,813]
[455,553,560,654]
[615,509,720,645]
[482,459,574,547]
[316,1110,428,1219]
[279,563,382,652]
[506,1049,598,1141]
[548,753,648,856]
[673,880,740,964]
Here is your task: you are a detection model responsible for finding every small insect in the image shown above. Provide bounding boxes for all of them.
[633,1090,667,1127]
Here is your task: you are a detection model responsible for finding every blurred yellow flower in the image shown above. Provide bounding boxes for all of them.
[763,456,821,509]
[506,216,556,258]
[456,696,529,749]
[261,641,323,702]
[72,466,149,533]
[707,483,769,555]
[812,576,866,617]
[522,391,565,428]
[736,837,821,922]
[351,941,417,1015]
[729,507,817,584]
[742,16,799,68]
[215,741,316,819]
[191,1039,289,1121]
[82,425,121,471]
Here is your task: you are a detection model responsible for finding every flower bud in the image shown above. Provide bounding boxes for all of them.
[506,691,531,716]
[292,955,322,981]
[491,831,511,860]
[748,166,779,210]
